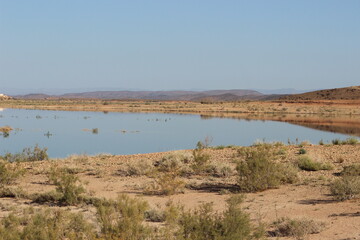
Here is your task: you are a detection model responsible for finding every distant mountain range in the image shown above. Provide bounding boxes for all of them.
[13,89,284,101]
[11,86,360,101]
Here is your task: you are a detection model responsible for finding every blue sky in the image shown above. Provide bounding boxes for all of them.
[0,1,359,93]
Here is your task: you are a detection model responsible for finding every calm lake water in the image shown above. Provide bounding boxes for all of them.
[0,108,357,158]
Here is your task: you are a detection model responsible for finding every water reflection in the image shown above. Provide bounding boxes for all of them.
[0,109,359,158]
[200,113,360,137]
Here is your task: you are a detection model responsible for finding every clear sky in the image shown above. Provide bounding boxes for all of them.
[0,0,359,93]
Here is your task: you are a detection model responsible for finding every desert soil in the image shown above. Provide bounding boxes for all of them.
[1,144,359,239]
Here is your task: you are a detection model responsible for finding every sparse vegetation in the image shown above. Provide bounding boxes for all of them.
[0,161,24,188]
[2,145,48,162]
[191,141,211,174]
[206,162,234,178]
[296,156,333,171]
[0,161,25,197]
[298,148,307,155]
[340,164,360,176]
[154,151,193,176]
[117,159,154,176]
[174,194,264,240]
[332,137,359,145]
[272,217,324,239]
[0,135,359,238]
[330,176,360,201]
[341,137,359,145]
[96,194,152,240]
[144,171,185,196]
[35,166,87,205]
[236,145,297,192]
[0,208,96,240]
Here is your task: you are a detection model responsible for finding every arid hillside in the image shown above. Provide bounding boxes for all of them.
[280,86,360,101]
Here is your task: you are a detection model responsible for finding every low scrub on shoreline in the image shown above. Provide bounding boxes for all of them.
[2,145,48,162]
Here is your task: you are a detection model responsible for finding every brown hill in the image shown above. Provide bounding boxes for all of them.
[279,86,360,101]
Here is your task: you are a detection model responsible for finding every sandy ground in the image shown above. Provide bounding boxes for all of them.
[1,144,359,239]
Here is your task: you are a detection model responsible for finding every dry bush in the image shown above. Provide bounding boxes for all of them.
[340,164,360,176]
[0,208,96,240]
[144,171,185,196]
[3,145,48,162]
[0,161,25,188]
[296,156,333,171]
[32,166,87,206]
[330,176,360,201]
[191,141,211,174]
[117,159,154,177]
[205,162,234,178]
[96,194,153,240]
[154,151,193,176]
[174,194,264,240]
[236,147,297,192]
[272,217,324,240]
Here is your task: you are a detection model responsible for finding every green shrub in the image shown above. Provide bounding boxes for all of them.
[332,138,359,145]
[297,156,333,171]
[205,163,234,178]
[298,141,311,147]
[154,151,193,176]
[144,171,185,196]
[330,176,360,201]
[3,145,48,162]
[47,167,86,205]
[145,208,166,222]
[298,148,307,155]
[238,142,286,159]
[175,194,263,240]
[118,159,154,176]
[96,194,152,240]
[236,148,297,192]
[340,164,360,176]
[272,217,324,239]
[0,208,96,240]
[191,141,211,174]
[341,137,359,145]
[0,161,25,188]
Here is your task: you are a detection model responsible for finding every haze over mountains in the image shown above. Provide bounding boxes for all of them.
[7,86,360,101]
[14,89,280,101]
